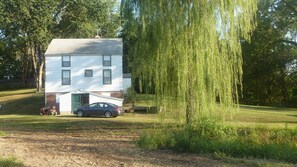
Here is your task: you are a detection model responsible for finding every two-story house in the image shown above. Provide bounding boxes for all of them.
[44,38,124,115]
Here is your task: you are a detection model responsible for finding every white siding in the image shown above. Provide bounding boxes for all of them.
[59,92,72,114]
[45,55,123,93]
[123,78,132,92]
[89,94,123,107]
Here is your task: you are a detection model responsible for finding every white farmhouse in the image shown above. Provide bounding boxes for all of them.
[45,38,125,115]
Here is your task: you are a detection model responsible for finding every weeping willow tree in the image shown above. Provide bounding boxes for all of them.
[122,0,257,125]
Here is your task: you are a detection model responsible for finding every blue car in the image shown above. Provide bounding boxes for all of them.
[73,102,122,118]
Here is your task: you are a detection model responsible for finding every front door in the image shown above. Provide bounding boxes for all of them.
[71,94,89,111]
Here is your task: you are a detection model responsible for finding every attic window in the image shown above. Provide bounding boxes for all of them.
[62,55,71,67]
[103,55,111,66]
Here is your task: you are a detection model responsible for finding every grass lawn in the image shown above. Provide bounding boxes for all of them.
[0,88,35,97]
[230,105,297,128]
[0,157,24,167]
[0,90,296,134]
[0,90,296,166]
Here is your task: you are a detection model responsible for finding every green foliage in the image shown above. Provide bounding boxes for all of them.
[55,0,120,38]
[241,0,297,107]
[0,0,121,91]
[0,157,24,167]
[138,129,175,150]
[122,0,258,124]
[125,87,136,103]
[138,123,297,163]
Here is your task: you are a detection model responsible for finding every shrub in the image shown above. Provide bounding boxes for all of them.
[138,121,297,163]
[124,87,136,104]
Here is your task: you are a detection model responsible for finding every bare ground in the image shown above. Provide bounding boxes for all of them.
[0,130,230,167]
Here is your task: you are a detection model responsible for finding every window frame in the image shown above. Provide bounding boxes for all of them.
[103,69,112,85]
[62,70,71,85]
[85,69,93,77]
[62,55,71,67]
[102,55,111,67]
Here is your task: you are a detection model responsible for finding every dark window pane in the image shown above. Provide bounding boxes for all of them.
[62,55,71,67]
[62,78,70,85]
[103,55,111,66]
[85,70,93,77]
[63,61,70,67]
[103,69,112,84]
[62,70,71,85]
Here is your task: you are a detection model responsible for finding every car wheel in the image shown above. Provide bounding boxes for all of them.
[77,111,84,117]
[104,111,112,118]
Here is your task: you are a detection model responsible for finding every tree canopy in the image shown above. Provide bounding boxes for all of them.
[122,0,258,124]
[241,0,297,106]
[0,0,121,91]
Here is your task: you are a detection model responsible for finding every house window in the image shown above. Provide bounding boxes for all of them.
[103,55,111,66]
[62,55,71,67]
[62,70,71,85]
[85,69,93,77]
[103,69,112,84]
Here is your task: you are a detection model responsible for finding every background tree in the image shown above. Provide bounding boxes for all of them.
[241,0,297,106]
[0,0,121,92]
[122,0,257,124]
[55,0,120,38]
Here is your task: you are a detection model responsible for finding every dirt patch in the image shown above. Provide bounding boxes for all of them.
[0,131,228,167]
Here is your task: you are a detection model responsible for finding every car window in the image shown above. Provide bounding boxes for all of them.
[89,103,97,108]
[98,103,104,108]
[98,103,109,108]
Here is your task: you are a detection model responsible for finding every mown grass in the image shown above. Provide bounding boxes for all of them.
[0,90,297,165]
[0,88,35,97]
[0,131,5,137]
[0,157,24,167]
[231,105,297,128]
[0,114,158,135]
[0,89,43,115]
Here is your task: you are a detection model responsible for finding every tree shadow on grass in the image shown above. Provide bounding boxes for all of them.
[0,94,43,115]
[240,105,297,112]
[0,116,159,134]
[287,114,297,118]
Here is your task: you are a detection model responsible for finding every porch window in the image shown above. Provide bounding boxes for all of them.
[103,69,112,84]
[62,55,71,67]
[103,55,111,66]
[62,70,71,85]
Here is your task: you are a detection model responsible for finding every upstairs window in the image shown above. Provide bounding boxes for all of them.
[103,69,112,85]
[62,70,71,85]
[85,69,93,77]
[62,55,71,67]
[103,55,111,66]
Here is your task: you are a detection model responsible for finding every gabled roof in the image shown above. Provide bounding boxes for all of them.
[45,38,123,56]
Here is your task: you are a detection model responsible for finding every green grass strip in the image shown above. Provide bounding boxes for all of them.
[0,157,24,167]
[0,131,5,137]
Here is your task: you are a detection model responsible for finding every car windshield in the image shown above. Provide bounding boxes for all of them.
[89,103,97,108]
